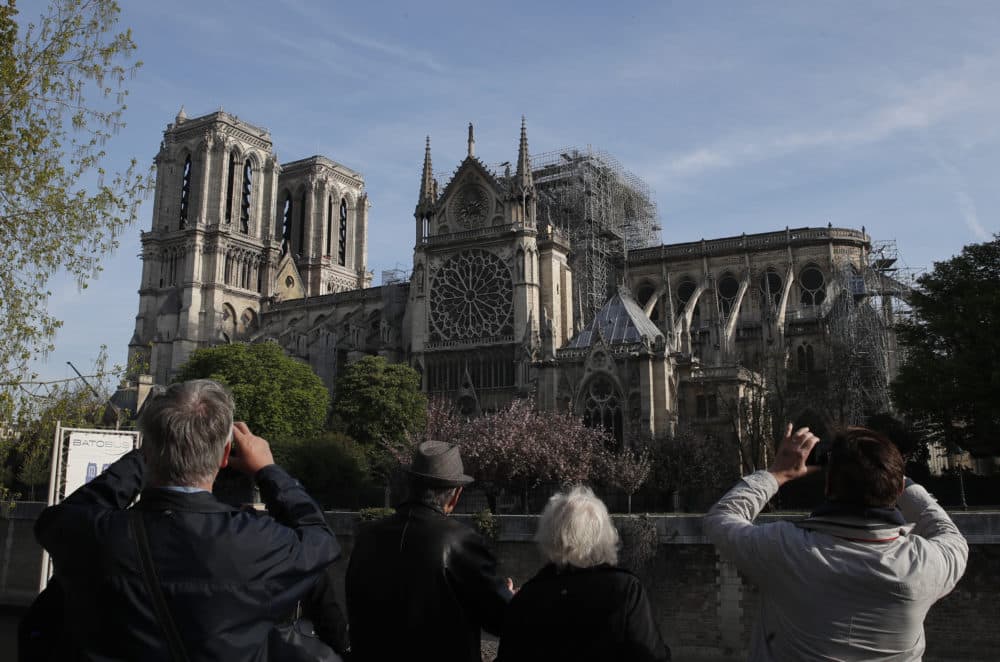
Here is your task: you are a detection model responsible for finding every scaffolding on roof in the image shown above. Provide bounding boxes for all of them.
[530,147,661,330]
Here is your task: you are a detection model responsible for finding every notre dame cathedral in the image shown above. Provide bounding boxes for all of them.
[129,108,903,450]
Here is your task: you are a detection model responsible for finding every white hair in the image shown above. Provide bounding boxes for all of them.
[536,486,619,568]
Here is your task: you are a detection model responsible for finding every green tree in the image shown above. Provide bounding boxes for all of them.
[283,431,370,509]
[174,342,330,455]
[0,0,149,386]
[331,356,427,448]
[892,236,1000,457]
[2,346,119,499]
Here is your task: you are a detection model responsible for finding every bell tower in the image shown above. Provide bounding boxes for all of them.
[129,109,281,384]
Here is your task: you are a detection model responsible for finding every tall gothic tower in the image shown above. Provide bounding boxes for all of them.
[409,119,572,414]
[276,156,370,296]
[129,109,281,384]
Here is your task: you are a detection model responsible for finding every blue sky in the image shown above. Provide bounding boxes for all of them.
[25,0,1000,382]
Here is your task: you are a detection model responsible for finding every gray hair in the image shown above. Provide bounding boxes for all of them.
[536,486,619,568]
[138,379,234,486]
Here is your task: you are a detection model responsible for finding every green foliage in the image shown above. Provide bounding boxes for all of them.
[283,432,370,508]
[174,342,330,448]
[358,506,395,522]
[332,356,427,447]
[891,236,1000,457]
[472,508,498,542]
[0,0,150,384]
[1,345,119,499]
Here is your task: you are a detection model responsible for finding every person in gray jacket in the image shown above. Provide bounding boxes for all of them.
[704,425,968,661]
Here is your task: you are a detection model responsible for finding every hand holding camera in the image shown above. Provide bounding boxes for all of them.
[768,423,822,487]
[227,421,275,476]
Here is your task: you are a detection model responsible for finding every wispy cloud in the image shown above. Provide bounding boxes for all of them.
[928,145,994,241]
[657,54,1000,179]
[270,0,447,75]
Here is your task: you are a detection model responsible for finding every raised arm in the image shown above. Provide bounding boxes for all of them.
[897,479,968,596]
[703,425,819,582]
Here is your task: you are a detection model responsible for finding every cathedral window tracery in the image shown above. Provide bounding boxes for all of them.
[240,159,253,233]
[225,150,237,223]
[799,265,826,307]
[429,249,513,342]
[717,272,740,318]
[760,268,783,310]
[280,192,292,256]
[582,375,623,447]
[179,155,192,228]
[338,198,348,266]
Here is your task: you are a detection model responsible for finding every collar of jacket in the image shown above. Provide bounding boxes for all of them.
[136,487,239,514]
[537,563,620,579]
[796,500,912,541]
[398,500,447,517]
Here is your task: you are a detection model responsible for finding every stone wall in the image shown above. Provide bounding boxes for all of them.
[4,506,998,661]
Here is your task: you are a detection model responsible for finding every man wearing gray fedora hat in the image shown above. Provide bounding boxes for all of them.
[346,440,514,662]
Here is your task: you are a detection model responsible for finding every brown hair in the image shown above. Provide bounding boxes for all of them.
[826,427,905,508]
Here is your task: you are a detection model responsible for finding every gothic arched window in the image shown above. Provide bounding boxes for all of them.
[240,159,253,233]
[225,151,237,223]
[717,272,740,318]
[297,190,307,257]
[800,265,826,307]
[582,375,623,448]
[179,155,192,228]
[760,268,783,310]
[338,198,348,266]
[280,192,293,256]
[326,196,333,256]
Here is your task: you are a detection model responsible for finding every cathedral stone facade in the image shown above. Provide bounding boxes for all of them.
[130,109,888,449]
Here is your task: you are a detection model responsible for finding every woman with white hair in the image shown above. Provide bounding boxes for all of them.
[497,486,670,661]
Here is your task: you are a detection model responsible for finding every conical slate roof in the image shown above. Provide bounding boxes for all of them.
[566,287,663,349]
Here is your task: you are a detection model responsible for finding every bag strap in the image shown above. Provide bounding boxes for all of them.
[129,510,190,662]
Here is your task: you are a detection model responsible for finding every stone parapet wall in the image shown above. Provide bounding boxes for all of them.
[5,507,998,661]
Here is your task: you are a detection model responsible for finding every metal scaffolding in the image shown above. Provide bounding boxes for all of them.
[824,238,913,424]
[531,147,661,330]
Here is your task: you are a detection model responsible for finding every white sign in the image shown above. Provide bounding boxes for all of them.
[63,430,140,498]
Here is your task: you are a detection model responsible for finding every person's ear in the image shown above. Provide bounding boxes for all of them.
[219,440,232,469]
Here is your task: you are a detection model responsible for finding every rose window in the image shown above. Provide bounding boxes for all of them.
[430,249,513,341]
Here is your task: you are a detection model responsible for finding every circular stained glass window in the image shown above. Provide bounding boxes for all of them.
[429,249,513,341]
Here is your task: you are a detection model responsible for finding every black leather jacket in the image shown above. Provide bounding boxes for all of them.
[497,563,671,662]
[345,501,512,662]
[35,449,339,661]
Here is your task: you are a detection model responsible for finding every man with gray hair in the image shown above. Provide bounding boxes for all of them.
[345,440,514,662]
[35,379,339,661]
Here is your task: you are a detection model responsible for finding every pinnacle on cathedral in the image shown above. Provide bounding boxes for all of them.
[419,136,434,206]
[516,115,533,190]
[467,122,475,158]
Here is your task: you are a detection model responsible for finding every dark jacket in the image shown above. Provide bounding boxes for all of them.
[34,448,339,662]
[345,501,512,662]
[301,566,351,655]
[497,563,670,662]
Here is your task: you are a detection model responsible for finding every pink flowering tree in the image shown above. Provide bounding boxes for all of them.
[601,447,652,514]
[413,397,614,513]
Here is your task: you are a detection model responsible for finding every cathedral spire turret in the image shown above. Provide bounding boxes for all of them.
[419,136,434,205]
[467,122,475,158]
[516,115,533,189]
